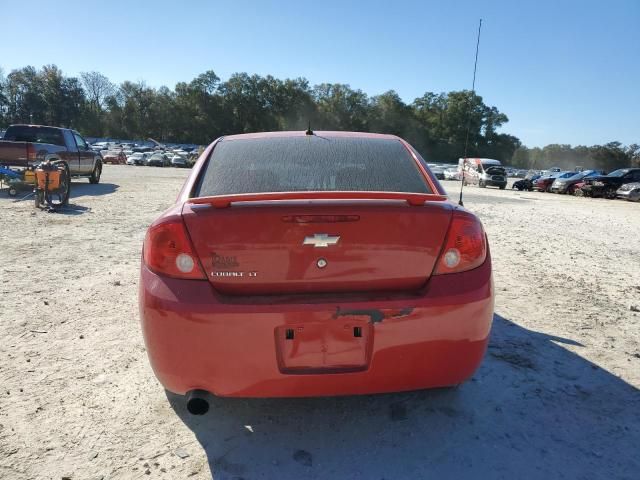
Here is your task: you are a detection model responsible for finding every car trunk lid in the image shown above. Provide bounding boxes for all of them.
[182,199,453,295]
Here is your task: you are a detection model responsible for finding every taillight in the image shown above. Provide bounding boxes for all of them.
[143,217,206,279]
[434,211,487,275]
[27,144,37,162]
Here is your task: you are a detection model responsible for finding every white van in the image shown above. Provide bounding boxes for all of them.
[458,158,507,189]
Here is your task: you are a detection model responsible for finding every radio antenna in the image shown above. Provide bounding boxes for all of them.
[458,18,483,207]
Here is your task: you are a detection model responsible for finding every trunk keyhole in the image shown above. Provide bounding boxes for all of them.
[285,329,294,340]
[353,326,362,338]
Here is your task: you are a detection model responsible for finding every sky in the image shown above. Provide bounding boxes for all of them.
[1,0,638,147]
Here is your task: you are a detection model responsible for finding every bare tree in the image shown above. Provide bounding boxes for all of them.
[80,71,114,111]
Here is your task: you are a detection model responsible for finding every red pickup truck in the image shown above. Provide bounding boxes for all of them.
[0,124,103,183]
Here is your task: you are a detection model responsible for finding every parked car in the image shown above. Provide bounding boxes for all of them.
[616,182,640,202]
[550,170,605,194]
[0,124,102,184]
[459,158,507,189]
[139,131,493,411]
[147,153,169,167]
[512,174,541,191]
[573,180,587,196]
[429,164,446,180]
[443,167,461,180]
[102,150,127,165]
[127,152,148,166]
[91,141,110,152]
[170,155,188,168]
[133,146,154,153]
[534,172,572,192]
[581,168,640,198]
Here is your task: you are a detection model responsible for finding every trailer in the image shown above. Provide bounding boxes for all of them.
[0,165,35,197]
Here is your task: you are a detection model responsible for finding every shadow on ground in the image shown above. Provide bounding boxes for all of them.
[167,314,640,479]
[0,182,118,203]
[69,181,119,198]
[49,203,92,215]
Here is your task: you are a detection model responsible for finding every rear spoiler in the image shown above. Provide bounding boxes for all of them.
[187,191,448,208]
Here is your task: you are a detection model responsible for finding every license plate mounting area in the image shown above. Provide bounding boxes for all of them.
[276,318,372,374]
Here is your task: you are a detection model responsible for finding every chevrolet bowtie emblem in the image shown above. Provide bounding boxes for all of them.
[303,234,340,248]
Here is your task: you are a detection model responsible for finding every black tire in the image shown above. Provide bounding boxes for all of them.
[8,187,17,197]
[479,180,486,188]
[89,161,102,184]
[62,163,71,205]
[499,184,506,190]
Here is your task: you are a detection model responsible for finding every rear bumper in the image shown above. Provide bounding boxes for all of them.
[139,255,494,398]
[484,180,507,187]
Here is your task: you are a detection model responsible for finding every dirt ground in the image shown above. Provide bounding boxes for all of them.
[1,165,639,480]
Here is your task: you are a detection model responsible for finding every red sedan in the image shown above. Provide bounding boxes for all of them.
[534,175,556,192]
[102,150,126,165]
[573,180,587,196]
[139,131,494,413]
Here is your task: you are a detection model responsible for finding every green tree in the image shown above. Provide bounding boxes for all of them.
[0,63,636,171]
[313,83,369,131]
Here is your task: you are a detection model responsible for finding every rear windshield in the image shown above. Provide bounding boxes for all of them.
[3,126,65,146]
[195,136,430,196]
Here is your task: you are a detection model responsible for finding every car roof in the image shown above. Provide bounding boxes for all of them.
[8,124,67,131]
[222,131,401,142]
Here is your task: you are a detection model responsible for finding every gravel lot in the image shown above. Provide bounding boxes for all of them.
[1,165,639,479]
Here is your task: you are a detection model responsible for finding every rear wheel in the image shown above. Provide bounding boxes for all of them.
[479,180,486,188]
[89,161,102,184]
[499,184,506,190]
[47,163,70,207]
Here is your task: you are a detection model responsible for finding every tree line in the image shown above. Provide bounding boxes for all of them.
[0,64,637,170]
[512,142,639,173]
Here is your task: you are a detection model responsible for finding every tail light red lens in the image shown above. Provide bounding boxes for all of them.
[143,217,206,279]
[434,211,487,275]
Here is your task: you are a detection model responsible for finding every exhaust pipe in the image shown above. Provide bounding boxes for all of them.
[186,390,210,415]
